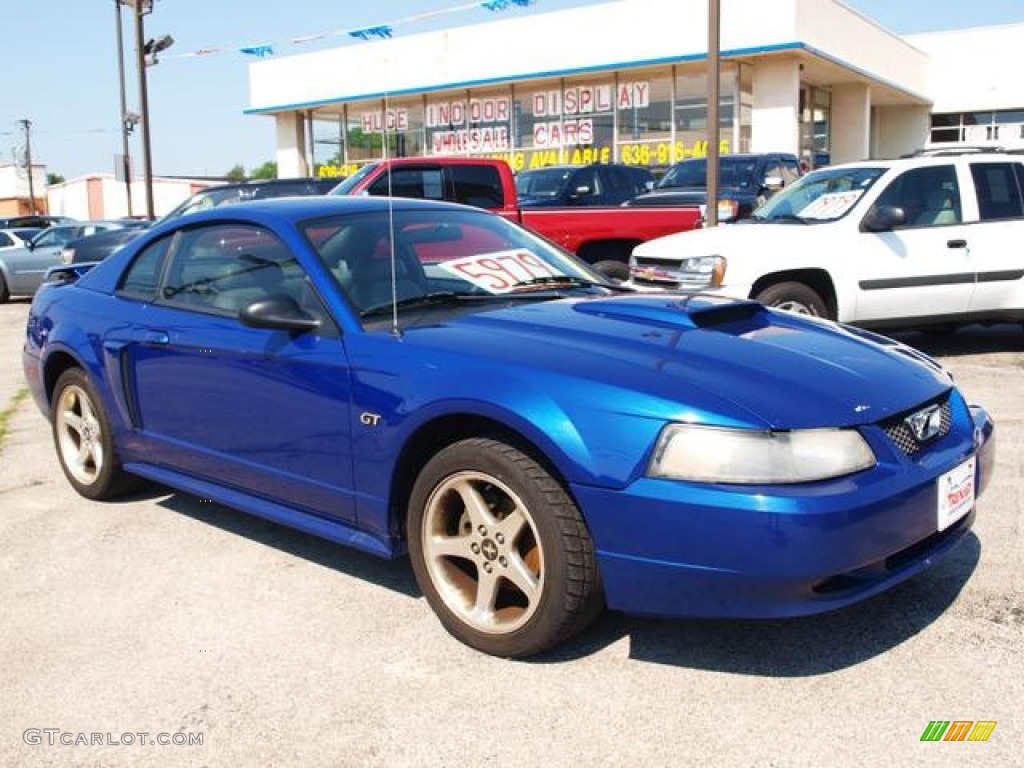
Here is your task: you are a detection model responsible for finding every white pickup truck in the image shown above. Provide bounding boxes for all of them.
[628,149,1024,331]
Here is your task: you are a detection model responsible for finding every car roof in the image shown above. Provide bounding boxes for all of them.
[808,150,1019,174]
[153,193,481,227]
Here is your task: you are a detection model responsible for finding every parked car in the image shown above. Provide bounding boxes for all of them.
[60,224,151,265]
[161,177,338,220]
[25,195,993,657]
[625,152,802,221]
[0,221,129,302]
[514,163,655,207]
[0,214,75,229]
[56,178,336,267]
[628,149,1024,331]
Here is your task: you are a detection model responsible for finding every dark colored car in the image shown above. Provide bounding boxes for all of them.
[0,214,75,229]
[515,163,655,207]
[59,178,337,266]
[626,153,802,220]
[24,196,994,658]
[60,224,151,265]
[161,177,338,220]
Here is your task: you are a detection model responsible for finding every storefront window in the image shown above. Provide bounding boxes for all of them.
[423,88,512,159]
[617,72,672,167]
[311,112,352,179]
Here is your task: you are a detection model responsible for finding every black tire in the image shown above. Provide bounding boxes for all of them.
[755,281,829,318]
[0,273,9,304]
[592,259,630,281]
[51,368,138,500]
[407,437,602,658]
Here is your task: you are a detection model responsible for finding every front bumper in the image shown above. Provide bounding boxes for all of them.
[573,399,994,618]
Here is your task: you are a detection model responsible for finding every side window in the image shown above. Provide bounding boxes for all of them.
[450,165,504,208]
[32,229,61,249]
[970,162,1024,221]
[368,168,445,201]
[571,168,600,202]
[0,233,11,247]
[119,236,174,300]
[158,224,333,332]
[779,160,802,186]
[604,167,632,201]
[873,165,961,228]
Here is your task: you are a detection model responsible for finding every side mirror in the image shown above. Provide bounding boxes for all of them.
[861,204,906,233]
[239,295,321,333]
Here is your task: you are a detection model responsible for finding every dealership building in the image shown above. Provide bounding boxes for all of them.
[245,0,1023,178]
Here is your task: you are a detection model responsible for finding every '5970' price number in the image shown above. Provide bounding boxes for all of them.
[438,250,560,293]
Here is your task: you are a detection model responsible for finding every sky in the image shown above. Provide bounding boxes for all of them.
[2,0,1022,182]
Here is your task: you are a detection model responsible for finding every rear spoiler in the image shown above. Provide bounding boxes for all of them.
[44,262,100,285]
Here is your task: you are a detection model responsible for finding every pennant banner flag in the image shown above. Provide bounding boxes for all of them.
[165,0,541,62]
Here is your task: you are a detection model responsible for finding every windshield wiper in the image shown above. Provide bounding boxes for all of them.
[511,275,628,292]
[360,291,465,317]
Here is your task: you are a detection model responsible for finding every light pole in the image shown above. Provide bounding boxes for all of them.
[114,0,133,217]
[129,0,173,219]
[705,0,721,227]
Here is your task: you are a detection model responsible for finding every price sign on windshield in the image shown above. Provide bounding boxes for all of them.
[438,250,561,293]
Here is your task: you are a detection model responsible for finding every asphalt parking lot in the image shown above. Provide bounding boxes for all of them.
[1,298,1021,768]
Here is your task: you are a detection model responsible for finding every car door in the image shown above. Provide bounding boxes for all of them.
[9,226,78,292]
[850,163,974,323]
[119,223,358,522]
[961,160,1024,316]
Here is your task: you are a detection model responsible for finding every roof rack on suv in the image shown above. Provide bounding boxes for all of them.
[904,145,1007,158]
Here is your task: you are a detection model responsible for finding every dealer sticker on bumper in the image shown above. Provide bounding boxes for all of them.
[937,456,976,532]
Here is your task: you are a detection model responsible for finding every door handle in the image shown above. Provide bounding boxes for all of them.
[141,330,169,345]
[946,239,967,249]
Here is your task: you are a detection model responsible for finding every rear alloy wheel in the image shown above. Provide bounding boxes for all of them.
[755,281,829,317]
[408,438,602,658]
[52,368,136,500]
[0,273,9,303]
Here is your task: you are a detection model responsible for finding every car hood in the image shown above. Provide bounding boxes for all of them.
[402,293,950,430]
[632,217,806,257]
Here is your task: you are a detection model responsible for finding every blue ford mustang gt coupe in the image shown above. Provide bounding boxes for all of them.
[23,196,995,657]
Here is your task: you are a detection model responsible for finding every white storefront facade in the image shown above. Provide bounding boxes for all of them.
[245,0,1024,179]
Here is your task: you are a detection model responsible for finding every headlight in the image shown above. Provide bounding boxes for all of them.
[676,255,726,286]
[649,424,876,484]
[717,198,739,221]
[60,247,74,264]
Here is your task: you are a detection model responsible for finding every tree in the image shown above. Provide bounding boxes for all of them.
[225,164,247,181]
[47,172,65,185]
[251,161,277,180]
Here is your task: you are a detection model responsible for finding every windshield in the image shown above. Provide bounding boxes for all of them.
[753,166,886,223]
[301,207,613,318]
[657,157,760,189]
[329,163,380,195]
[514,168,574,199]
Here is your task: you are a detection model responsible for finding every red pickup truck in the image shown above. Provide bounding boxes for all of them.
[328,157,702,279]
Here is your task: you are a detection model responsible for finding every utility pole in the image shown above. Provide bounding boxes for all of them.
[705,0,721,227]
[133,2,155,219]
[115,0,134,217]
[18,119,37,214]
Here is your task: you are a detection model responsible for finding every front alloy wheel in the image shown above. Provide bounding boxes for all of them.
[408,438,602,658]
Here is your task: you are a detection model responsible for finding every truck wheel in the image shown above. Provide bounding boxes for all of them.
[407,437,602,658]
[755,282,828,317]
[592,260,629,281]
[0,273,9,303]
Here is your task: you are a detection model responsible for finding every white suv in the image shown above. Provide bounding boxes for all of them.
[628,150,1024,330]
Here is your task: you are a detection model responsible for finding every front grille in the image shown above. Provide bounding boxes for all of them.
[882,398,952,456]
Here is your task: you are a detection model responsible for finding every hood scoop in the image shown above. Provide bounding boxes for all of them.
[573,294,767,330]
